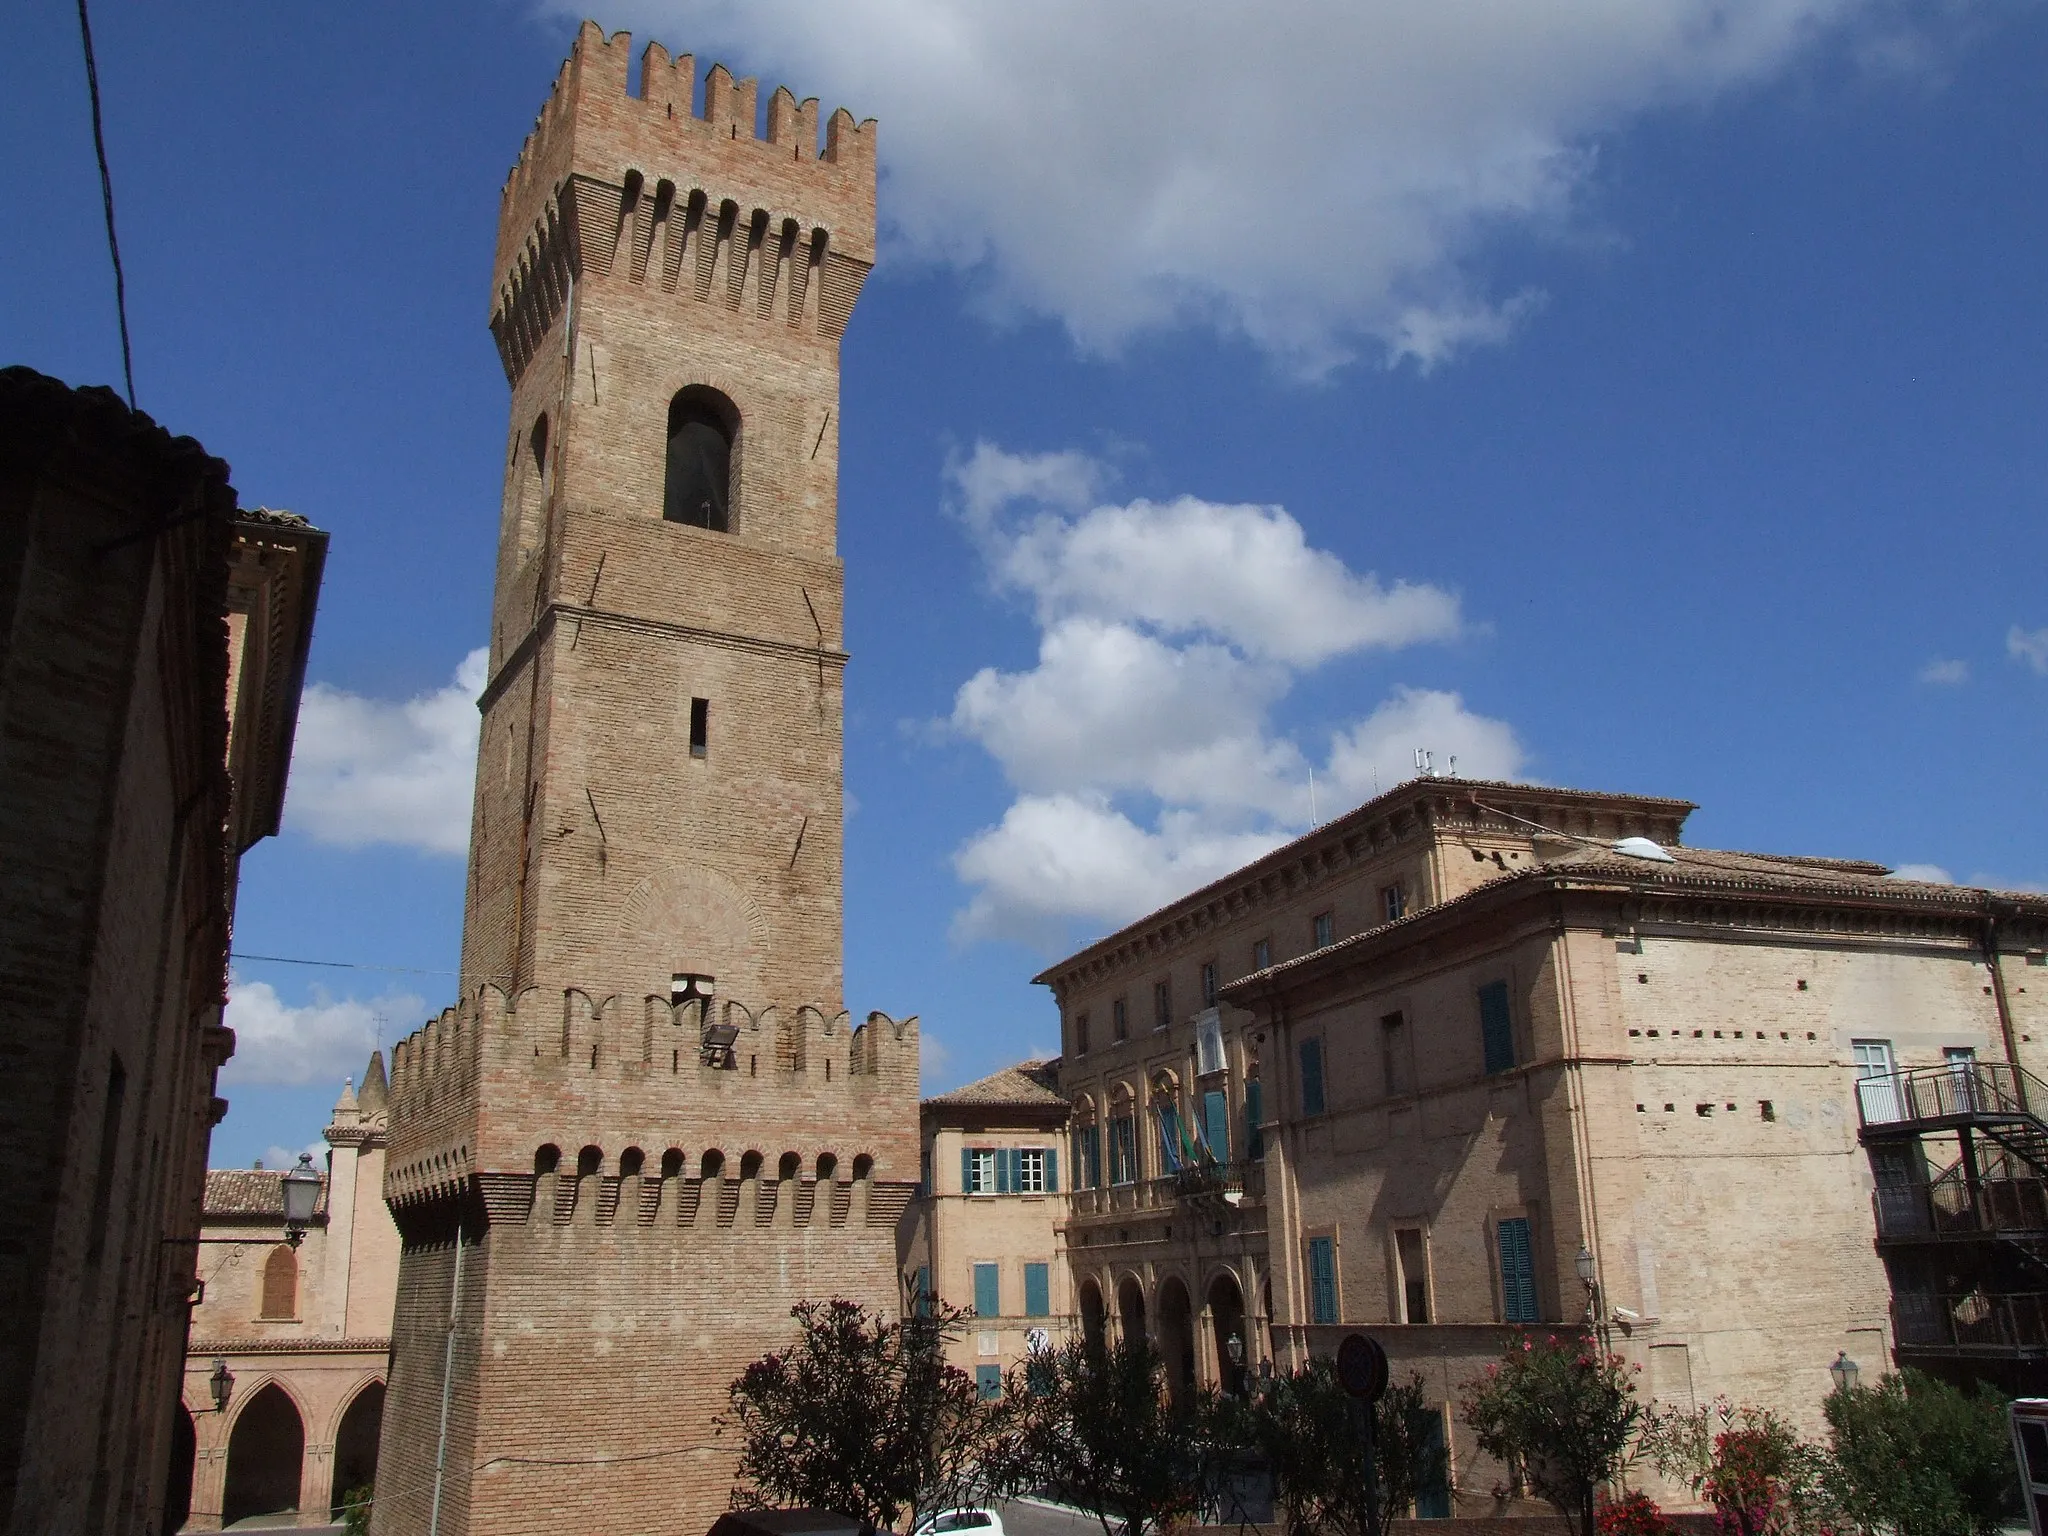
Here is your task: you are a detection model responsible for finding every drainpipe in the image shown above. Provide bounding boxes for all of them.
[1984,898,2026,1111]
[427,1226,466,1536]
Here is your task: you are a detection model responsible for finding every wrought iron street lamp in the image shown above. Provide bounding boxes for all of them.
[208,1357,234,1414]
[1829,1350,1860,1394]
[280,1153,321,1247]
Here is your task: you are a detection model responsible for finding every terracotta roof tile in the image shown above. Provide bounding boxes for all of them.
[923,1059,1063,1109]
[203,1166,329,1219]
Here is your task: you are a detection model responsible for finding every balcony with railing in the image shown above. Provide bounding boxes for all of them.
[1894,1290,2048,1359]
[1857,1062,2045,1137]
[1875,1163,2048,1244]
[1064,1161,1267,1222]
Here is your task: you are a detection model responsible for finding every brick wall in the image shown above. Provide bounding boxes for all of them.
[0,367,238,1535]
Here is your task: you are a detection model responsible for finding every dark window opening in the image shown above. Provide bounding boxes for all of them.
[689,697,709,757]
[664,388,735,530]
[88,1054,127,1262]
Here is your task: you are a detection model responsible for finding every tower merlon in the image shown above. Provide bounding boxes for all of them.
[495,22,875,303]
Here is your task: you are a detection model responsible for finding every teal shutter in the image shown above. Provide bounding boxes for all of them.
[973,1262,1000,1317]
[1479,981,1515,1075]
[975,1364,1003,1400]
[1203,1089,1229,1160]
[1413,1408,1451,1518]
[1300,1038,1325,1117]
[1024,1262,1050,1317]
[961,1146,974,1194]
[1308,1236,1337,1324]
[1245,1080,1264,1160]
[1496,1216,1538,1322]
[915,1266,932,1315]
[1044,1146,1058,1192]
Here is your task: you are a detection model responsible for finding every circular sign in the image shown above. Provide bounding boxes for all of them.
[1335,1333,1389,1403]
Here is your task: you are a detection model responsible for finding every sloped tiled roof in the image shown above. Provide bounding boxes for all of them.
[923,1059,1063,1110]
[1229,837,2048,992]
[203,1167,329,1219]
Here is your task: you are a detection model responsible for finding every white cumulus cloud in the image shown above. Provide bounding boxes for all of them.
[1917,658,1969,686]
[569,0,1907,370]
[221,975,422,1088]
[941,444,1522,948]
[2010,626,2048,676]
[1887,863,1955,885]
[286,649,487,855]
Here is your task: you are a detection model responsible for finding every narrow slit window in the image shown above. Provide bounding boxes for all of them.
[689,697,709,758]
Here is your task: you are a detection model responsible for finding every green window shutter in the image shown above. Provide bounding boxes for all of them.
[1024,1262,1050,1317]
[1044,1146,1058,1192]
[1479,981,1515,1075]
[1300,1038,1326,1117]
[975,1364,1003,1401]
[915,1266,932,1316]
[962,1146,975,1194]
[1203,1089,1229,1161]
[974,1262,1000,1317]
[1308,1236,1337,1324]
[1496,1216,1538,1322]
[1245,1080,1264,1161]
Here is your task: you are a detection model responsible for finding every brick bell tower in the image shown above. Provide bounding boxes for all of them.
[372,25,919,1536]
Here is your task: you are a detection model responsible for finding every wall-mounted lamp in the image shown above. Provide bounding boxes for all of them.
[1830,1350,1860,1394]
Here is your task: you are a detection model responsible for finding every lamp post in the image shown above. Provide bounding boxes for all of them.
[1829,1350,1860,1394]
[208,1357,235,1414]
[280,1153,321,1248]
[1226,1332,1244,1395]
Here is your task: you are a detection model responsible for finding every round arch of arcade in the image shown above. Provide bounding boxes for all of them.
[168,1364,387,1531]
[1069,1259,1270,1403]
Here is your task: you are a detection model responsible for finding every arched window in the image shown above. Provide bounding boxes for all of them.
[663,387,735,531]
[260,1246,297,1319]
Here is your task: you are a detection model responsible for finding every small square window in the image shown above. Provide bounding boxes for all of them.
[1312,912,1335,949]
[689,697,709,757]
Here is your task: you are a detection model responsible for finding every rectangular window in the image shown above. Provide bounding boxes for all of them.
[915,1266,933,1315]
[1312,911,1335,948]
[1381,1011,1410,1097]
[1078,1124,1102,1189]
[920,1142,932,1195]
[1479,981,1515,1075]
[1853,1038,1899,1122]
[1024,1262,1050,1317]
[1395,1227,1430,1324]
[1112,998,1128,1042]
[1300,1037,1326,1117]
[1496,1216,1539,1323]
[1245,1078,1264,1161]
[1074,1011,1091,1056]
[1018,1148,1046,1194]
[1381,883,1407,923]
[1197,1011,1225,1076]
[1309,1235,1339,1324]
[1109,1115,1137,1184]
[965,1147,997,1195]
[1200,961,1218,1007]
[976,1364,1003,1401]
[973,1261,1001,1317]
[1202,1088,1229,1161]
[1413,1407,1452,1518]
[1153,978,1172,1030]
[1252,937,1272,970]
[689,696,709,757]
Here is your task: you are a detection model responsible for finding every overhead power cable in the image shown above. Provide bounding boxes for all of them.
[228,951,458,978]
[74,0,137,408]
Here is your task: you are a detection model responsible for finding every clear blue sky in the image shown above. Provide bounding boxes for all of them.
[6,1,2044,1168]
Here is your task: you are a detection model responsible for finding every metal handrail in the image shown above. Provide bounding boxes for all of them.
[1856,1062,2048,1128]
[1874,1164,2048,1240]
[1893,1290,2048,1352]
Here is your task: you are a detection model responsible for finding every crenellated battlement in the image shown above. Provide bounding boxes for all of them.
[382,983,919,1224]
[489,21,875,383]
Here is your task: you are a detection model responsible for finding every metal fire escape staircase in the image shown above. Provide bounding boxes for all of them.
[1859,1062,2048,1365]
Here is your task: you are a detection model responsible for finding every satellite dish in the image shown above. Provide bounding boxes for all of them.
[1613,836,1676,864]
